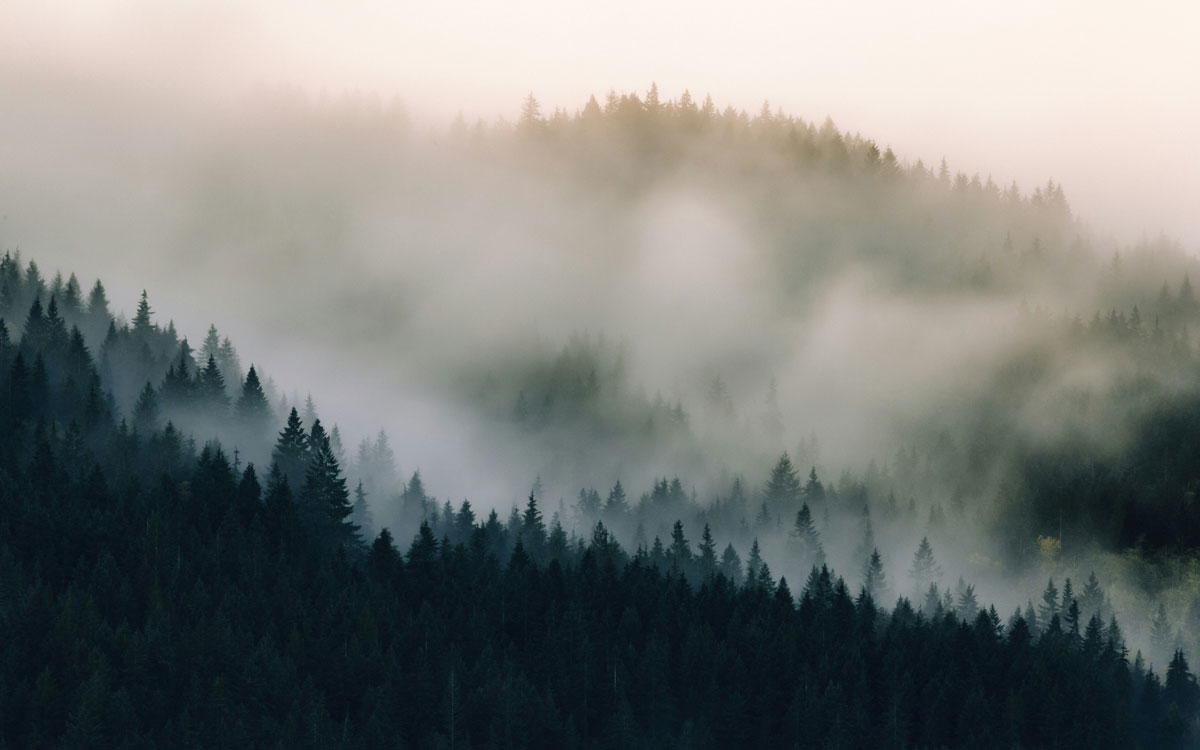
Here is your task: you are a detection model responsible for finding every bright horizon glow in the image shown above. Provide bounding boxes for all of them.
[3,0,1199,247]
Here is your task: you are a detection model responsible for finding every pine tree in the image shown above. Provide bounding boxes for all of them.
[161,340,196,407]
[763,452,802,510]
[201,324,221,364]
[403,470,429,519]
[1151,602,1172,661]
[132,381,159,433]
[367,528,400,579]
[303,394,319,427]
[519,92,544,134]
[577,487,602,518]
[300,426,357,548]
[521,491,546,560]
[273,408,309,490]
[790,502,825,568]
[235,365,271,430]
[1038,579,1059,626]
[132,290,154,338]
[1080,571,1105,619]
[198,355,229,409]
[668,520,691,576]
[862,548,887,601]
[755,501,772,529]
[44,295,68,353]
[1106,616,1126,658]
[745,538,765,589]
[1165,650,1199,716]
[352,481,374,542]
[803,466,826,508]
[719,543,742,586]
[854,506,876,569]
[1064,598,1082,649]
[922,583,942,617]
[371,430,398,492]
[1060,578,1075,617]
[86,280,109,318]
[309,418,328,454]
[1082,614,1105,658]
[697,523,717,579]
[956,583,979,623]
[22,296,47,353]
[604,480,628,519]
[328,425,346,468]
[62,273,82,315]
[909,537,941,594]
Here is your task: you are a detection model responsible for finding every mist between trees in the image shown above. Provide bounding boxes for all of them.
[3,83,1200,745]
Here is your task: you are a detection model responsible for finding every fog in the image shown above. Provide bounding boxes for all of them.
[5,3,1200,674]
[6,1,1199,248]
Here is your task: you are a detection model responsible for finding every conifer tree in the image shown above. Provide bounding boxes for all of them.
[746,538,765,589]
[161,340,196,407]
[1060,578,1075,617]
[273,408,309,490]
[132,380,159,433]
[604,480,628,519]
[1151,602,1172,660]
[198,354,229,409]
[863,548,887,601]
[352,481,374,542]
[521,490,546,558]
[763,452,802,510]
[132,290,154,339]
[1082,614,1105,657]
[909,537,941,594]
[453,500,476,543]
[1080,571,1105,618]
[201,324,221,367]
[22,296,46,354]
[303,394,319,428]
[1038,579,1060,628]
[577,487,602,518]
[755,501,772,529]
[44,295,68,353]
[372,430,398,488]
[62,273,82,315]
[719,543,742,586]
[854,506,876,569]
[790,502,825,568]
[235,365,271,431]
[329,425,347,467]
[300,425,356,548]
[803,467,826,508]
[697,523,717,579]
[668,520,691,576]
[309,417,328,449]
[922,583,942,617]
[957,583,979,623]
[86,280,109,317]
[1165,650,1200,717]
[1064,598,1082,649]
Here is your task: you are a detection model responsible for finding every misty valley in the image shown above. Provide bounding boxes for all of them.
[3,88,1200,748]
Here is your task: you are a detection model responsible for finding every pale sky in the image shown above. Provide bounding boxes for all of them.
[3,0,1199,246]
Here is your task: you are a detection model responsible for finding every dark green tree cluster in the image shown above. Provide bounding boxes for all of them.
[4,258,1200,748]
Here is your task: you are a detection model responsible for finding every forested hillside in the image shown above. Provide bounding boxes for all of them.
[2,239,1200,746]
[5,86,1200,748]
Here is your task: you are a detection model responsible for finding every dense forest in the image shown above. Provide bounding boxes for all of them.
[0,258,1197,748]
[5,85,1200,747]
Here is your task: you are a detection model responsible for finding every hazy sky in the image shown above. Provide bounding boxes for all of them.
[3,0,1198,246]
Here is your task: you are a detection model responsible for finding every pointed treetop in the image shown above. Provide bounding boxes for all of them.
[133,290,153,335]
